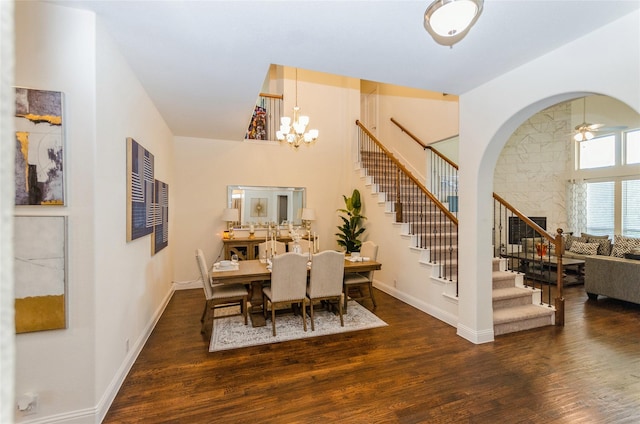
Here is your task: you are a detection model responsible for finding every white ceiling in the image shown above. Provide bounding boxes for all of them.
[49,0,640,140]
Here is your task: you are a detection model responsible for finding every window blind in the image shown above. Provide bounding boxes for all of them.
[586,181,614,236]
[623,179,640,237]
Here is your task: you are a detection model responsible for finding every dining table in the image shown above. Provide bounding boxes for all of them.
[211,258,382,327]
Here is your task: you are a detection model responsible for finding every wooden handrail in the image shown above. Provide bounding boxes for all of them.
[258,92,283,100]
[390,117,459,170]
[492,193,556,243]
[356,120,458,224]
[390,117,427,149]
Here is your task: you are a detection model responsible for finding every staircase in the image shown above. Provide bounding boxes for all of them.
[491,258,554,335]
[355,120,556,336]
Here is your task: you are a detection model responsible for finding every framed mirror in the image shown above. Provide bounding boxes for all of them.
[227,185,306,228]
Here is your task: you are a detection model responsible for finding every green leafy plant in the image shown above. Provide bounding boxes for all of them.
[336,189,366,253]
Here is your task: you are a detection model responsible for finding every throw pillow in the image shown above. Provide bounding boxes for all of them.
[564,235,586,251]
[569,241,599,255]
[611,235,640,258]
[587,237,612,256]
[581,232,609,239]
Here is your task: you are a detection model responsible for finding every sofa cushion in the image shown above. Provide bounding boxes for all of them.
[611,235,640,258]
[581,232,609,240]
[569,241,599,255]
[564,235,586,251]
[587,237,612,256]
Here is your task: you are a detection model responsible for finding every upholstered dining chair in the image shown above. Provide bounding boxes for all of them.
[287,240,310,254]
[196,249,248,333]
[258,241,286,259]
[343,240,379,312]
[262,252,308,336]
[307,250,345,331]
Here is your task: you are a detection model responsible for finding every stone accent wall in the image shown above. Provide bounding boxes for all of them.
[494,102,572,234]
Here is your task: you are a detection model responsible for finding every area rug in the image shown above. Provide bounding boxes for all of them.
[209,301,387,352]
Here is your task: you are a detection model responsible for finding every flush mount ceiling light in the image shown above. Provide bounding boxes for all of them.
[424,0,484,47]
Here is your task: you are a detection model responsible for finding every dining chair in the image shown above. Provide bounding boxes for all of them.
[258,241,286,259]
[287,240,311,254]
[196,249,248,333]
[307,250,345,331]
[262,252,308,336]
[343,240,379,312]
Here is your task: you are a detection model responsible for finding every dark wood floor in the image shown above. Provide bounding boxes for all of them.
[104,285,640,423]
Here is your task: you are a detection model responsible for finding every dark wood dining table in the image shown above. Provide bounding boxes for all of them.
[211,258,382,327]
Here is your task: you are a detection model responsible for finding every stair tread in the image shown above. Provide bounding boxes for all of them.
[493,304,554,324]
[492,287,533,301]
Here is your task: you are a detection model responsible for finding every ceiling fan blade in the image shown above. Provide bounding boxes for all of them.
[594,125,628,132]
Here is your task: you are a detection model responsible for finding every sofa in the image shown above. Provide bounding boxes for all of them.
[517,234,640,294]
[584,255,640,304]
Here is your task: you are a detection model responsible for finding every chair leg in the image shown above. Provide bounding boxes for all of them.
[242,296,248,325]
[302,298,307,332]
[271,303,276,336]
[338,294,344,327]
[368,282,377,308]
[200,300,209,334]
[343,284,348,312]
[263,293,268,320]
[309,299,315,331]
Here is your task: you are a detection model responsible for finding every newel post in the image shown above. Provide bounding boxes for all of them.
[554,228,565,326]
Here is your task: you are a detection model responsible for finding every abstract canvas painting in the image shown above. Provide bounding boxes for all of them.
[14,87,65,205]
[14,215,67,333]
[127,137,155,241]
[152,179,169,254]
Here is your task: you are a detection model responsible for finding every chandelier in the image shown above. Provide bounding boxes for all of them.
[276,68,319,148]
[423,0,484,47]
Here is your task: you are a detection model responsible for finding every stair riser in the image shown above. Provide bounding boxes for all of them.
[494,315,554,336]
[493,295,534,309]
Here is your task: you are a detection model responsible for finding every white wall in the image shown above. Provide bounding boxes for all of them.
[14,2,175,423]
[14,3,98,421]
[457,10,640,344]
[94,19,175,420]
[377,85,459,181]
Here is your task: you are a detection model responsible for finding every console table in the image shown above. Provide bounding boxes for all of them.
[503,252,585,286]
[223,236,293,261]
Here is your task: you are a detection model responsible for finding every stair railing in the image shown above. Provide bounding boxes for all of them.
[389,117,566,326]
[390,118,458,216]
[493,193,565,326]
[356,120,459,291]
[245,93,283,141]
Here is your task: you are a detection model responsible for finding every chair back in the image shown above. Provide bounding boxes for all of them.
[288,241,310,254]
[258,241,286,258]
[270,252,308,302]
[308,250,345,298]
[196,249,214,300]
[360,241,379,279]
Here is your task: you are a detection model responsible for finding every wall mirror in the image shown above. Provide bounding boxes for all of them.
[227,185,306,227]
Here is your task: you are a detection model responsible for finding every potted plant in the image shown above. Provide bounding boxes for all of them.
[336,189,366,253]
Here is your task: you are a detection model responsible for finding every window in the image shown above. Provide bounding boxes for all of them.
[625,129,640,165]
[579,135,615,169]
[622,179,640,237]
[585,181,614,236]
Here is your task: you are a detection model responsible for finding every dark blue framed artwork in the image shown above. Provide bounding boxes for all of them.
[126,137,154,241]
[152,179,168,254]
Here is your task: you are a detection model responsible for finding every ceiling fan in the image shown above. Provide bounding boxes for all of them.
[573,97,627,142]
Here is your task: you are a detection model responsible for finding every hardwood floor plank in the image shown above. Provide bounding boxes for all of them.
[104,286,640,423]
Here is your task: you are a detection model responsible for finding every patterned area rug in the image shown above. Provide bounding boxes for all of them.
[209,301,387,352]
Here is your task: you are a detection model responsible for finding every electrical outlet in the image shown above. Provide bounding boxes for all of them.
[125,339,130,353]
[17,392,38,416]
[393,279,397,287]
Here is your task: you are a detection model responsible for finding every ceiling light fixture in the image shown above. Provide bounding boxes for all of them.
[276,68,319,149]
[424,0,484,47]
